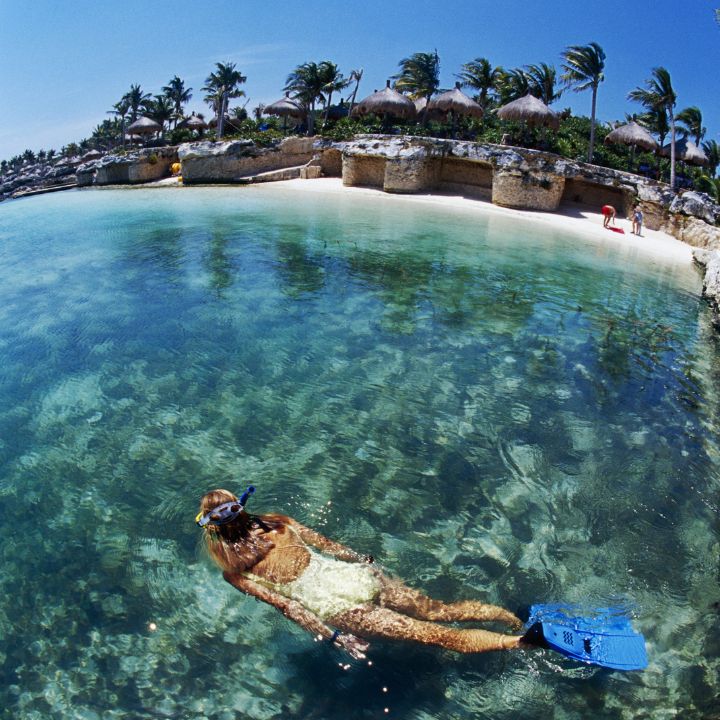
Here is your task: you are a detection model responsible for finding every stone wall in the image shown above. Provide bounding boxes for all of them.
[342,155,386,188]
[384,156,439,193]
[693,249,720,328]
[318,148,342,177]
[335,135,720,253]
[438,158,492,199]
[492,168,565,211]
[179,137,314,183]
[92,147,178,186]
[561,178,630,214]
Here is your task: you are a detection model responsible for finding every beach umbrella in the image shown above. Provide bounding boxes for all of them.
[604,121,658,152]
[353,80,416,120]
[183,114,207,131]
[660,136,707,166]
[428,81,483,137]
[604,121,658,173]
[429,82,483,119]
[413,97,446,122]
[263,93,304,133]
[127,116,161,136]
[497,94,559,130]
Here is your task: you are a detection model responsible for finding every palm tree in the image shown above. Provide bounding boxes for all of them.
[285,61,330,135]
[702,139,720,177]
[496,68,530,104]
[202,62,247,139]
[346,68,364,117]
[162,75,192,129]
[123,84,152,122]
[108,97,131,149]
[320,62,350,127]
[456,57,501,110]
[146,95,175,139]
[676,106,705,145]
[525,63,562,106]
[629,67,678,189]
[393,51,440,122]
[560,42,606,163]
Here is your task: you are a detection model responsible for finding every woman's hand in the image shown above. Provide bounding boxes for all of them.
[333,632,370,660]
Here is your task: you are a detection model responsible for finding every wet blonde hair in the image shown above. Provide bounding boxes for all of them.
[199,488,278,573]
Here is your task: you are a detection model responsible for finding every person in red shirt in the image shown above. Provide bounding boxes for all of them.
[602,204,616,228]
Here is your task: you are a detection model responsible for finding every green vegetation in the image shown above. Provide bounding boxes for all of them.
[2,43,718,202]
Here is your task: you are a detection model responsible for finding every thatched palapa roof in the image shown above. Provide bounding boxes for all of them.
[604,121,657,151]
[428,83,483,118]
[413,97,446,121]
[353,81,416,119]
[127,116,161,134]
[263,93,304,118]
[497,94,559,129]
[660,136,707,166]
[183,114,207,130]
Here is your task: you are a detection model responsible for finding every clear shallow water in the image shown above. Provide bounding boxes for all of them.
[0,186,718,719]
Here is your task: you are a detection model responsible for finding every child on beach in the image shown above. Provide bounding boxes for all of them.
[632,205,644,236]
[197,488,532,659]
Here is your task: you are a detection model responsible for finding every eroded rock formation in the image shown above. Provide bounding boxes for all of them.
[178,137,315,183]
[328,135,720,251]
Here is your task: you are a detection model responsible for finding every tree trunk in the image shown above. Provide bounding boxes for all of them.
[588,84,598,164]
[217,92,227,140]
[307,101,315,136]
[669,111,676,190]
[322,91,332,129]
[347,71,363,118]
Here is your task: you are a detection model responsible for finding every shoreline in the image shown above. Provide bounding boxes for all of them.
[84,174,696,268]
[240,177,696,266]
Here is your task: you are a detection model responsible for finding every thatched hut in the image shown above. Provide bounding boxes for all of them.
[660,137,707,166]
[263,93,305,133]
[353,81,416,120]
[127,116,161,136]
[428,82,483,137]
[413,97,446,122]
[497,94,559,129]
[429,83,483,119]
[604,121,657,152]
[183,114,207,131]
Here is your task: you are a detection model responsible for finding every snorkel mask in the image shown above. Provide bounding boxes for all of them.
[196,486,255,527]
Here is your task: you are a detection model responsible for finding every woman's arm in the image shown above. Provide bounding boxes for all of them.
[288,519,374,564]
[223,571,369,659]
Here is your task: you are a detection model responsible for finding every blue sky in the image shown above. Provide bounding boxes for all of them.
[0,0,718,159]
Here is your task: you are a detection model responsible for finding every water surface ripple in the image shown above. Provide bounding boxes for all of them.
[0,186,718,719]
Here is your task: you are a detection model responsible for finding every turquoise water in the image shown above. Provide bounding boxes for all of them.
[0,186,718,719]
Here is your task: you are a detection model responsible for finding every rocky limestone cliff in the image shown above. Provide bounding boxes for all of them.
[178,137,315,183]
[324,135,720,250]
[81,147,179,186]
[693,248,720,329]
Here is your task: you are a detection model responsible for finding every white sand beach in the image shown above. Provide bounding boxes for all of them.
[261,177,694,266]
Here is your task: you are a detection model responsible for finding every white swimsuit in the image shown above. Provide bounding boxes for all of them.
[242,534,381,620]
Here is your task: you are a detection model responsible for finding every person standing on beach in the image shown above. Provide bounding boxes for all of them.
[602,204,616,228]
[632,205,644,236]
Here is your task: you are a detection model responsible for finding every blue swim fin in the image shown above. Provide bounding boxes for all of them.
[523,604,648,671]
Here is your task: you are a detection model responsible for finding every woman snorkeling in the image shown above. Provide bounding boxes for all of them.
[197,487,531,659]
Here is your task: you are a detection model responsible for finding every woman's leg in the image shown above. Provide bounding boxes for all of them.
[333,604,521,654]
[377,578,522,629]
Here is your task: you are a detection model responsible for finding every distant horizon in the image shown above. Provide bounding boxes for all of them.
[1,0,719,160]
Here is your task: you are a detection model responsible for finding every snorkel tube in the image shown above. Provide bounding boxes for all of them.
[196,485,256,527]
